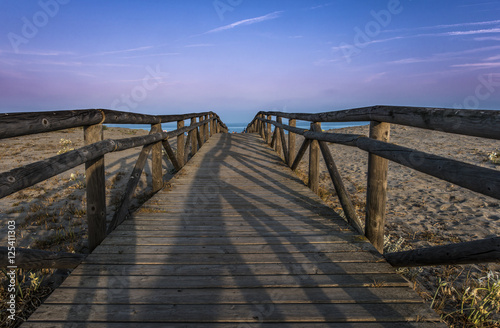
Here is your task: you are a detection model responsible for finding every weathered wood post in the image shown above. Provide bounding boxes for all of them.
[204,115,209,141]
[266,115,272,144]
[190,117,197,156]
[177,120,185,167]
[198,116,205,145]
[84,124,106,252]
[209,113,214,138]
[288,119,296,167]
[275,117,282,157]
[365,121,391,253]
[259,114,265,139]
[308,122,320,194]
[151,122,163,193]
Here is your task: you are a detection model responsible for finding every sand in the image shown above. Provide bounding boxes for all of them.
[295,124,500,251]
[0,127,176,253]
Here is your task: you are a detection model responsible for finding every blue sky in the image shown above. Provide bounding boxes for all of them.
[1,0,499,123]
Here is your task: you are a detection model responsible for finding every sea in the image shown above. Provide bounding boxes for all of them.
[105,121,369,133]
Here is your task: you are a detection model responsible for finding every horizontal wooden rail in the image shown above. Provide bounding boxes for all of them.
[0,109,217,140]
[256,105,500,140]
[256,117,500,200]
[249,108,500,266]
[0,118,213,199]
[384,237,500,267]
[0,247,85,269]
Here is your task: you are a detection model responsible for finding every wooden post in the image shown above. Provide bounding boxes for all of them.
[84,124,106,252]
[204,115,209,141]
[177,120,185,167]
[151,123,163,193]
[190,117,197,156]
[288,119,296,167]
[259,115,265,139]
[198,116,205,148]
[266,115,272,144]
[209,114,213,138]
[275,118,282,156]
[365,121,391,253]
[308,122,320,194]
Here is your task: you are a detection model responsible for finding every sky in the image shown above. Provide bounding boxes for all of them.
[1,0,499,123]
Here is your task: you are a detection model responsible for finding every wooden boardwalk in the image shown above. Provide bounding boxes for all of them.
[23,133,443,327]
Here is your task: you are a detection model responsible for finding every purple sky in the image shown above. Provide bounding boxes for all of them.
[1,0,499,122]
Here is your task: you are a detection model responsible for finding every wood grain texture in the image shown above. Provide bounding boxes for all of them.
[24,133,443,326]
[365,122,391,252]
[84,124,106,252]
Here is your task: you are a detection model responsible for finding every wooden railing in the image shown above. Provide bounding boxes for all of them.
[0,109,228,269]
[246,105,500,267]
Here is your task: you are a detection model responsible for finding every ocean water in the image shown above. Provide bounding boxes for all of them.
[105,121,369,133]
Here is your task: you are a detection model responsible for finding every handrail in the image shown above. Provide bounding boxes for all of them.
[0,109,227,139]
[254,105,500,140]
[0,109,228,268]
[246,106,500,267]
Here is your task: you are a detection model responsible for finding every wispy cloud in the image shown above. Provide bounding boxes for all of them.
[437,28,500,36]
[121,52,180,59]
[451,62,500,69]
[184,43,214,48]
[308,3,334,10]
[204,11,283,34]
[385,19,500,33]
[364,72,386,83]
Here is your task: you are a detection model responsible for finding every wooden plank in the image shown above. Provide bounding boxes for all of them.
[100,234,362,246]
[81,251,382,265]
[69,262,398,276]
[23,323,443,328]
[92,243,377,255]
[84,123,106,252]
[44,287,425,304]
[26,303,440,323]
[365,121,390,252]
[55,274,409,289]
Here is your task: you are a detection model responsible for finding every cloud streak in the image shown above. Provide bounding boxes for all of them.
[204,11,283,34]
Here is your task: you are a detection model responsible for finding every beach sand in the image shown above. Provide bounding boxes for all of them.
[0,127,177,253]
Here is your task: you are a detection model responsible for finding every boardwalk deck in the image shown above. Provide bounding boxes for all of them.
[23,133,444,327]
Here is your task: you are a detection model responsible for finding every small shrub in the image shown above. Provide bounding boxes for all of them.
[57,138,74,155]
[488,150,500,165]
